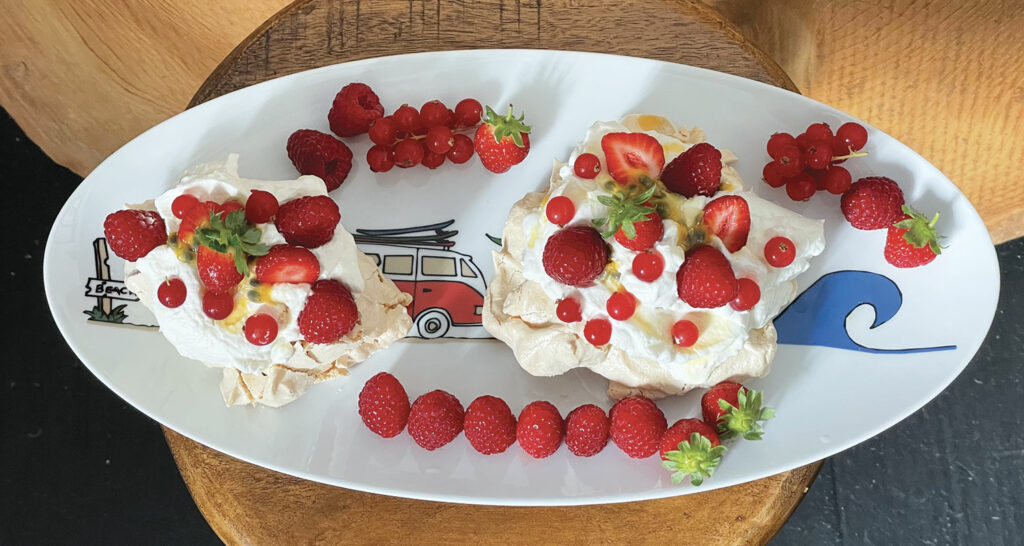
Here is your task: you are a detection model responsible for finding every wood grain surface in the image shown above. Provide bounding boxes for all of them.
[164,1,817,544]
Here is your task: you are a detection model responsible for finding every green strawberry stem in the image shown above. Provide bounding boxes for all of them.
[482,105,531,147]
[895,204,944,255]
[716,387,776,441]
[591,184,657,239]
[661,433,727,486]
[194,210,270,276]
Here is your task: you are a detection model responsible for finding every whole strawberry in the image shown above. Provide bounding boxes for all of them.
[661,142,723,198]
[676,245,739,308]
[193,209,269,293]
[517,401,564,459]
[286,129,353,191]
[701,382,775,440]
[407,390,464,451]
[542,226,609,286]
[103,209,166,261]
[196,246,243,294]
[564,404,610,457]
[702,195,750,253]
[840,176,905,230]
[358,372,410,438]
[464,395,517,455]
[594,185,664,251]
[328,82,385,137]
[885,205,943,268]
[660,418,725,486]
[298,279,359,343]
[609,396,667,459]
[473,105,531,173]
[275,195,340,248]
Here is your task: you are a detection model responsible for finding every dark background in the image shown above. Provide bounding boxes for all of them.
[2,108,1020,544]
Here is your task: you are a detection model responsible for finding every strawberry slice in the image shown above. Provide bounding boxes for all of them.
[702,195,750,253]
[254,244,321,284]
[177,201,219,244]
[600,132,665,185]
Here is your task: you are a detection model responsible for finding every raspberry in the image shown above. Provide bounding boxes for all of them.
[517,401,564,459]
[841,176,906,230]
[366,145,395,173]
[358,372,410,438]
[297,279,359,344]
[564,404,609,457]
[328,82,384,136]
[463,395,517,454]
[453,98,483,127]
[368,116,398,146]
[103,209,166,261]
[609,396,667,458]
[286,129,353,191]
[275,195,340,248]
[392,105,423,134]
[446,134,474,163]
[420,100,452,128]
[542,226,608,286]
[394,139,424,168]
[408,390,464,451]
[661,142,723,197]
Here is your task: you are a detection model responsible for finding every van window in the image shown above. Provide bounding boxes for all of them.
[367,253,381,266]
[383,255,413,275]
[460,259,478,278]
[422,256,456,276]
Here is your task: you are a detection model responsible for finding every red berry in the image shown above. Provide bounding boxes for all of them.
[804,122,833,143]
[245,190,279,224]
[773,145,803,177]
[177,201,218,244]
[298,279,359,344]
[802,140,833,170]
[202,290,234,320]
[671,319,700,347]
[446,134,474,164]
[464,395,517,455]
[407,390,464,451]
[609,396,667,459]
[542,226,608,286]
[157,278,186,308]
[424,125,454,154]
[573,153,602,179]
[420,100,452,128]
[474,106,531,173]
[218,201,244,216]
[785,172,817,201]
[676,245,738,308]
[103,209,166,261]
[841,177,906,230]
[453,98,483,127]
[606,291,636,321]
[564,404,610,457]
[392,105,423,134]
[700,381,774,440]
[584,318,612,346]
[884,209,942,268]
[171,194,199,219]
[700,382,743,429]
[702,195,750,253]
[368,116,398,146]
[545,196,575,226]
[632,251,664,282]
[762,161,786,188]
[394,139,425,168]
[821,165,852,195]
[327,82,384,137]
[244,313,278,346]
[659,418,720,459]
[730,278,760,311]
[613,210,664,252]
[254,244,320,284]
[275,195,340,248]
[517,401,563,459]
[600,132,665,185]
[766,132,797,159]
[555,297,582,323]
[366,145,395,172]
[358,372,410,438]
[196,246,242,294]
[661,142,722,197]
[834,122,868,153]
[286,129,353,191]
[421,150,446,169]
[765,236,796,267]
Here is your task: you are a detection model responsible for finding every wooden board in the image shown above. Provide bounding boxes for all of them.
[163,1,818,544]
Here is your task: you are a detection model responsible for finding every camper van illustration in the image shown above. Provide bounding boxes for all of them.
[353,220,492,339]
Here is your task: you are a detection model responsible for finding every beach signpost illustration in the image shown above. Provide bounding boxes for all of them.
[83,238,156,328]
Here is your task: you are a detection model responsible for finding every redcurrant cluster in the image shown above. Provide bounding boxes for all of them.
[366,98,483,172]
[762,122,869,201]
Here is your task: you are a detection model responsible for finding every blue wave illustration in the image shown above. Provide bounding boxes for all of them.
[774,270,956,354]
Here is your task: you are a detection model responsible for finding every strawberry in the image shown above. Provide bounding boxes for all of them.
[254,244,320,284]
[702,195,750,253]
[840,176,905,230]
[609,396,667,459]
[297,279,359,344]
[327,82,384,137]
[275,195,340,249]
[464,395,517,455]
[196,245,243,294]
[593,184,664,251]
[884,205,943,268]
[473,105,531,173]
[103,209,166,261]
[564,404,610,457]
[701,382,775,440]
[661,142,723,197]
[600,132,665,185]
[542,226,609,286]
[660,418,725,486]
[193,209,270,293]
[176,201,218,245]
[407,390,464,451]
[676,245,738,308]
[357,372,410,438]
[286,129,353,191]
[516,401,564,459]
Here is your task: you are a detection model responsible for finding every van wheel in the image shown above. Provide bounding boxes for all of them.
[414,309,451,339]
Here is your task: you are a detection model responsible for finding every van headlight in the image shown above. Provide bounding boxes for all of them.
[475,305,483,315]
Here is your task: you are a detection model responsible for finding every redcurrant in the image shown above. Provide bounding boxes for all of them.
[545,196,575,226]
[393,139,425,168]
[366,145,395,172]
[244,313,278,346]
[556,297,582,323]
[606,291,636,321]
[671,319,699,347]
[764,236,796,267]
[245,190,278,224]
[730,278,760,311]
[446,134,474,164]
[202,290,234,320]
[171,194,199,219]
[157,278,186,308]
[573,153,602,179]
[584,318,612,346]
[632,252,664,282]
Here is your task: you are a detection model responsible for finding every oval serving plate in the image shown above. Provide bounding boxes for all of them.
[44,49,999,506]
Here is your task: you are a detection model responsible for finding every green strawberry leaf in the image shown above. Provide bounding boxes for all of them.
[482,105,531,147]
[194,208,268,275]
[661,433,727,486]
[715,387,776,441]
[897,205,945,255]
[592,184,658,239]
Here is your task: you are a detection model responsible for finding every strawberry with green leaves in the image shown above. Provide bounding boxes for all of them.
[194,209,270,293]
[884,205,944,268]
[660,419,726,486]
[701,381,775,440]
[592,185,664,251]
[473,105,531,173]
